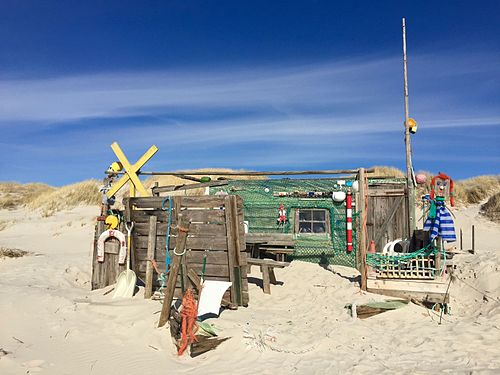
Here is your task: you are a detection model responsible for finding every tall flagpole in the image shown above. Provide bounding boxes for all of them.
[402,17,416,236]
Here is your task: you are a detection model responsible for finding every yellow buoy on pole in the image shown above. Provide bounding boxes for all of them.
[406,118,418,134]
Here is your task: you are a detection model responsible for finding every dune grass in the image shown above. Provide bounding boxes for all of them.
[0,220,10,231]
[0,182,55,209]
[481,192,500,223]
[0,247,29,258]
[454,175,500,205]
[370,166,405,178]
[370,167,500,206]
[27,180,101,217]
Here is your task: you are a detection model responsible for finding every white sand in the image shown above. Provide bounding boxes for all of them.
[1,204,499,374]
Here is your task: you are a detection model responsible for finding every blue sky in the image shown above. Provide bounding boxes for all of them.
[1,1,499,185]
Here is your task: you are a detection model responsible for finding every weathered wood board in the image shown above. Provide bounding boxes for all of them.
[91,220,127,290]
[366,182,409,252]
[367,277,449,303]
[131,195,248,305]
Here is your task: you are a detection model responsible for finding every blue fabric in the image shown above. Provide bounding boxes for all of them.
[424,200,456,242]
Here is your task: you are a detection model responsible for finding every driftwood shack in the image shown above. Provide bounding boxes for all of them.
[92,195,249,306]
[92,164,450,311]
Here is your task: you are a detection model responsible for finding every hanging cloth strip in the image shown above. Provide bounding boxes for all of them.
[424,197,456,242]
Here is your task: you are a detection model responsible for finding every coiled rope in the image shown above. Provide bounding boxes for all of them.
[177,288,198,356]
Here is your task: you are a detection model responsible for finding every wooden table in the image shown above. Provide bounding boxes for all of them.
[247,258,290,294]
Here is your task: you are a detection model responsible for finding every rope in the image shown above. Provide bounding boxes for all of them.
[157,197,173,292]
[177,288,198,356]
[201,251,208,283]
[439,276,453,324]
[366,244,438,268]
[173,247,186,256]
[453,274,500,304]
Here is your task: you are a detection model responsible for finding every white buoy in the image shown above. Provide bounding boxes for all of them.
[352,180,359,192]
[332,191,346,202]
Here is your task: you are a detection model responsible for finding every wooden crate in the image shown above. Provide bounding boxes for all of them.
[375,255,435,280]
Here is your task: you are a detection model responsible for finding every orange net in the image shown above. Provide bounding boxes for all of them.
[177,288,198,356]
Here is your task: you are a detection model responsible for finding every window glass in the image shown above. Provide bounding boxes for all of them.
[313,210,326,221]
[313,222,326,233]
[299,211,312,221]
[299,222,312,233]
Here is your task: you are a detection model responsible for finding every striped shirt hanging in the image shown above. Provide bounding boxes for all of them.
[424,200,456,242]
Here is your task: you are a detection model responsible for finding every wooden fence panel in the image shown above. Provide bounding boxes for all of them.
[367,183,409,253]
[127,195,248,305]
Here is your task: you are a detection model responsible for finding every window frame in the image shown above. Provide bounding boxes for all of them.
[294,208,330,235]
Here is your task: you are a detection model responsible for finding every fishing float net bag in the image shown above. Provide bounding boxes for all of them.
[210,178,358,268]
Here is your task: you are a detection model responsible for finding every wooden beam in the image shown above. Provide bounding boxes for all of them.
[367,277,449,293]
[158,215,190,328]
[357,167,368,291]
[108,168,375,177]
[224,196,238,304]
[106,143,158,198]
[176,174,203,183]
[247,258,290,267]
[227,196,243,304]
[261,266,271,294]
[110,142,150,197]
[144,215,157,299]
[152,180,229,194]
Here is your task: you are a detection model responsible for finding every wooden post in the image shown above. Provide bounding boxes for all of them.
[435,238,442,277]
[158,215,190,328]
[471,225,475,254]
[357,168,367,291]
[91,220,106,290]
[402,17,416,237]
[229,195,243,305]
[144,215,157,299]
[261,266,271,294]
[224,196,238,304]
[153,181,160,197]
[460,228,463,251]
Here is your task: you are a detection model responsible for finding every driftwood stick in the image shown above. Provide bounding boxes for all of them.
[158,215,190,328]
[144,215,157,299]
[108,168,375,177]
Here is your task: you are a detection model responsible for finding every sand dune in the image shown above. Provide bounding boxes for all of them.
[0,203,499,374]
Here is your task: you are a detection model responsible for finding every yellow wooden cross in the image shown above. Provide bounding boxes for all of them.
[106,142,158,198]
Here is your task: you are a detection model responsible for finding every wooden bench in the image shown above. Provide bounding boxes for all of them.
[247,258,290,294]
[258,247,294,262]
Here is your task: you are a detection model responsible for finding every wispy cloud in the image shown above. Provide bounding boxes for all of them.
[1,51,499,183]
[0,58,396,123]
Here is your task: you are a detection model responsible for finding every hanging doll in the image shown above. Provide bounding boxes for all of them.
[277,204,288,226]
[423,172,456,242]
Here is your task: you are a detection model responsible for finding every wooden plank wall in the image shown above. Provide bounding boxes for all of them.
[91,220,127,290]
[127,195,248,305]
[366,183,409,252]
